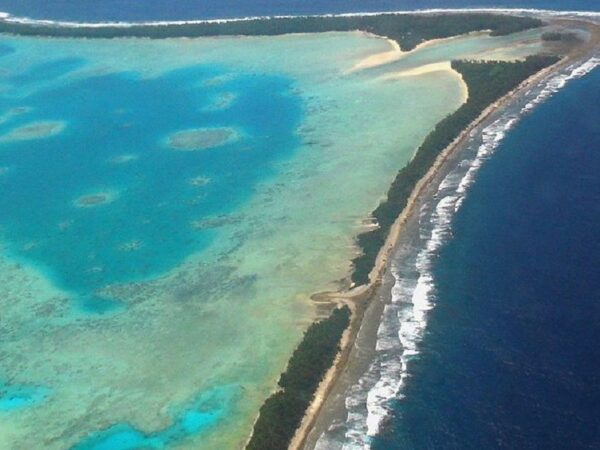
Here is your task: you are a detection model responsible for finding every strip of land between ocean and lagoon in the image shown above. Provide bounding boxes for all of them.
[296,16,600,450]
[2,10,597,450]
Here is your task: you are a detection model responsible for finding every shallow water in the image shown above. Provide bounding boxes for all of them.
[0,30,546,449]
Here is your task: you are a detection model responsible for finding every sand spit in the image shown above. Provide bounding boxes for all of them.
[350,31,490,73]
[292,16,600,450]
[382,60,453,77]
[350,34,403,71]
[379,61,470,103]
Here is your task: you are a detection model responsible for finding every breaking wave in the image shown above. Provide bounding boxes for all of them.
[315,56,599,450]
[0,8,597,31]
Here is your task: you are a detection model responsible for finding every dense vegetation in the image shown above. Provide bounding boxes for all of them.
[351,55,560,285]
[541,31,581,43]
[0,13,555,448]
[246,306,350,450]
[0,13,542,50]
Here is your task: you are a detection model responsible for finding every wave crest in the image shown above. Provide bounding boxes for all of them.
[0,8,598,31]
[315,56,599,450]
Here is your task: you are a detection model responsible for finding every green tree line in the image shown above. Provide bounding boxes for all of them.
[246,306,350,450]
[0,13,542,50]
[351,55,560,285]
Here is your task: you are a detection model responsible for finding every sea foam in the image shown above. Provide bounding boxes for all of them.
[315,55,600,450]
[0,8,598,31]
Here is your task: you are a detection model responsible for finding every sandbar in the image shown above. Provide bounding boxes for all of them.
[296,17,600,450]
[350,31,490,73]
[350,34,403,71]
[380,61,469,102]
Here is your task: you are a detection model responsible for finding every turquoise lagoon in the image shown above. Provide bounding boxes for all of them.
[0,29,544,449]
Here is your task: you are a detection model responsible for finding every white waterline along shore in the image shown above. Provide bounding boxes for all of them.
[357,54,599,447]
[0,8,599,29]
[1,9,597,450]
[305,20,600,450]
[0,22,490,450]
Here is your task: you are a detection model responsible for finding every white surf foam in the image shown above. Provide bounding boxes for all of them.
[0,8,597,30]
[315,56,599,450]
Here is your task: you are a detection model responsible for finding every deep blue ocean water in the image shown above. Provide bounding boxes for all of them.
[372,67,600,449]
[0,0,598,22]
[1,2,598,449]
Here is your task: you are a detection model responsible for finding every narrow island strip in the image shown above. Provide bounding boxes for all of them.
[0,12,542,52]
[2,11,594,450]
[240,15,599,450]
[246,54,560,450]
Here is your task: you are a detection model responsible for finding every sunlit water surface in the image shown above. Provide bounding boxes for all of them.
[0,30,542,449]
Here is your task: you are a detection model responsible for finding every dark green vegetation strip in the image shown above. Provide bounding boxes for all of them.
[0,13,553,448]
[246,306,350,450]
[351,55,560,286]
[0,13,541,50]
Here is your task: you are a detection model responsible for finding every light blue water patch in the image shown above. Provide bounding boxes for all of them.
[0,43,14,57]
[8,57,86,87]
[73,385,238,450]
[0,48,303,312]
[0,381,49,411]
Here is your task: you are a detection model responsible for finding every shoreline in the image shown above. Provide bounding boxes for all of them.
[0,8,599,28]
[350,30,489,74]
[292,16,600,450]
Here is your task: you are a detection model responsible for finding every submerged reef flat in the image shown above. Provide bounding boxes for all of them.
[117,240,143,252]
[167,127,239,151]
[0,16,557,450]
[191,214,243,229]
[73,191,117,207]
[203,92,237,111]
[189,175,211,186]
[109,154,139,164]
[0,382,49,412]
[0,106,30,125]
[0,120,65,141]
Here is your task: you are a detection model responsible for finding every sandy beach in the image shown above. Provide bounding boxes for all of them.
[1,10,597,450]
[292,15,600,450]
[350,30,490,73]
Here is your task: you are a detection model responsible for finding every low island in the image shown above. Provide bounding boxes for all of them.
[0,9,598,450]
